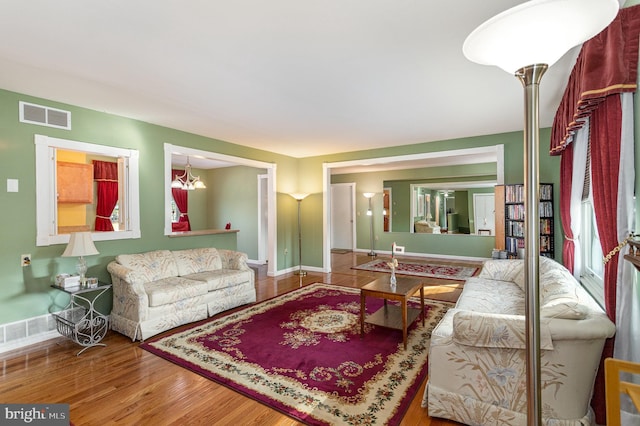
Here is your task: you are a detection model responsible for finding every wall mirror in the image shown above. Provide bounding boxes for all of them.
[324,145,503,271]
[163,144,277,275]
[35,134,141,246]
[406,182,497,235]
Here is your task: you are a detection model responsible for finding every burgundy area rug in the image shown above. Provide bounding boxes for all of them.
[353,259,480,281]
[140,283,452,425]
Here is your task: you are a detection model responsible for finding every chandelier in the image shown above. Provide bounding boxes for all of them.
[171,157,206,190]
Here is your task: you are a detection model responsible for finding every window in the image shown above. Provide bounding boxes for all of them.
[35,134,140,246]
[580,198,604,306]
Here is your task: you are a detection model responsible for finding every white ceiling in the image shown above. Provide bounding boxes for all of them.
[0,1,586,159]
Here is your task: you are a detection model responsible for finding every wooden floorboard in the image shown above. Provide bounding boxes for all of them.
[0,252,471,425]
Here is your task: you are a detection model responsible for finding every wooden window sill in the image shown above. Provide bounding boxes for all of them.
[168,229,239,238]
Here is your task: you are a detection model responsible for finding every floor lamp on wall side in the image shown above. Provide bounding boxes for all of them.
[364,193,376,257]
[290,193,309,276]
[463,0,617,424]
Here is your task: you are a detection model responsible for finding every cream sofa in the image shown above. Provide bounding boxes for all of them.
[415,220,441,233]
[108,248,256,341]
[424,257,615,425]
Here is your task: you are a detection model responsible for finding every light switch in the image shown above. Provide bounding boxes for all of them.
[7,179,18,192]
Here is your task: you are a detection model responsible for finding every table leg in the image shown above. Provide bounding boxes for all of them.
[360,291,365,338]
[402,297,408,350]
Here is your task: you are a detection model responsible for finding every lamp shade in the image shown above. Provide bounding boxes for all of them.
[463,0,619,73]
[363,192,375,199]
[290,193,309,201]
[62,232,99,257]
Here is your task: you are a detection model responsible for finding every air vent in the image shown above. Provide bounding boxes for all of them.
[19,101,71,130]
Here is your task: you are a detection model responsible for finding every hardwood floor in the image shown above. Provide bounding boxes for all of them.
[0,252,470,425]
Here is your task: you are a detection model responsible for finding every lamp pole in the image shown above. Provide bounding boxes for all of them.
[290,193,308,276]
[517,63,546,424]
[364,193,376,257]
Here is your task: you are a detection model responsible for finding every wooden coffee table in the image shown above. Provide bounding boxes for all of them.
[360,276,425,349]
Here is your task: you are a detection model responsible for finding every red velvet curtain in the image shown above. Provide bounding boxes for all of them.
[171,169,191,231]
[590,95,624,424]
[93,160,118,232]
[549,6,640,423]
[559,143,575,273]
[591,96,622,323]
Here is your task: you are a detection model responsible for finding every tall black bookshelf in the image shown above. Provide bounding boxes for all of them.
[504,183,554,258]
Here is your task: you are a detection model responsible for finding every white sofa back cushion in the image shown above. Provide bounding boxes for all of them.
[115,250,178,284]
[539,267,591,319]
[479,257,591,320]
[173,247,223,276]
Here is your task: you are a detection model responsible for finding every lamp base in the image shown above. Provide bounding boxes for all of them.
[294,270,307,276]
[368,251,377,257]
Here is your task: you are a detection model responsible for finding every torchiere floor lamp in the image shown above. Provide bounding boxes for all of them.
[463,0,618,423]
[363,193,377,257]
[290,193,309,276]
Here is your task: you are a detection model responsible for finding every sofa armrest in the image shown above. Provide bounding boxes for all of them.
[107,261,149,321]
[452,310,554,350]
[547,314,616,340]
[107,262,149,286]
[218,249,251,271]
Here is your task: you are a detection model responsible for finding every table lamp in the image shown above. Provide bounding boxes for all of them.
[62,232,99,285]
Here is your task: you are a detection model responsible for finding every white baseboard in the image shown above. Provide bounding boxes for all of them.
[0,330,59,354]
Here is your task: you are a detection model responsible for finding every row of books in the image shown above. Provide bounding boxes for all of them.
[506,202,554,220]
[506,236,554,254]
[506,219,553,237]
[505,184,553,203]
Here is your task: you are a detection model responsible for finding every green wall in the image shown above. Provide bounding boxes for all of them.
[0,87,563,327]
[207,166,266,259]
[0,88,297,324]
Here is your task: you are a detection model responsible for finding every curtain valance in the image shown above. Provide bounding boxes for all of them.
[93,160,118,181]
[550,4,640,155]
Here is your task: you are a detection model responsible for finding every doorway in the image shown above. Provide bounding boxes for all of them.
[473,193,495,235]
[330,183,355,251]
[257,174,269,264]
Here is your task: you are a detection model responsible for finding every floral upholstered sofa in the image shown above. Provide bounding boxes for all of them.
[108,248,256,341]
[423,257,615,425]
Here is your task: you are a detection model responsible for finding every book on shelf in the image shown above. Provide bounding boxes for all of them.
[504,183,553,203]
[540,218,552,234]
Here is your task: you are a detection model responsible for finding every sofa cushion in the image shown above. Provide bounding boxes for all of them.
[143,276,209,307]
[173,248,223,276]
[115,250,178,284]
[183,269,253,292]
[455,276,524,315]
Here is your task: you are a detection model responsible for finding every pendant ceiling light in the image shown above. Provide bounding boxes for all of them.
[171,157,206,190]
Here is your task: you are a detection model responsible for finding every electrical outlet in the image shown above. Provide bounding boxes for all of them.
[284,248,289,255]
[21,254,31,267]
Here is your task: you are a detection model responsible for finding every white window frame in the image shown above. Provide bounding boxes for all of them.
[579,198,604,307]
[35,134,141,246]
